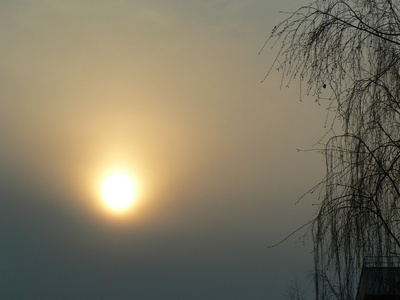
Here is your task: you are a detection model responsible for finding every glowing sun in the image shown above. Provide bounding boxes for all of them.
[101,173,136,211]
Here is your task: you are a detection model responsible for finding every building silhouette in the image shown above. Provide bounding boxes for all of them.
[356,257,400,300]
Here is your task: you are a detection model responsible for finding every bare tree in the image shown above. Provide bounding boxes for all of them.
[264,1,400,299]
[286,280,306,300]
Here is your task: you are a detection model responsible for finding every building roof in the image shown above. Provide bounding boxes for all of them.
[356,257,400,300]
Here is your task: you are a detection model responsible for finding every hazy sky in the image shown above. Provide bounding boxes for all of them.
[1,0,326,299]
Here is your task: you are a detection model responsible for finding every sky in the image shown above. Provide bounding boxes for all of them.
[0,0,327,299]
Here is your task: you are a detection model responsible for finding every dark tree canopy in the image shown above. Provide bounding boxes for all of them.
[266,1,400,299]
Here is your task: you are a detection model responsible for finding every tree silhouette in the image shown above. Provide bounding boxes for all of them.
[286,280,306,300]
[265,1,400,299]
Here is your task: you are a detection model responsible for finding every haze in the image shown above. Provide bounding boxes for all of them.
[1,0,323,298]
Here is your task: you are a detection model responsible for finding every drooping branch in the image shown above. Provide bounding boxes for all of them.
[265,1,400,299]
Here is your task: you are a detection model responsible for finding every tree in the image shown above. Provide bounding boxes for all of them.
[286,280,306,300]
[264,1,400,299]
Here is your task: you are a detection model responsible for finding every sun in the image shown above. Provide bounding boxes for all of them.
[101,172,137,211]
